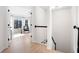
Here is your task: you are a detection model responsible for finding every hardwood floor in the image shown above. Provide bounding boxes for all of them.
[2,33,59,53]
[31,42,57,53]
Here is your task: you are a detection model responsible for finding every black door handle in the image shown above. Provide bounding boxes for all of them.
[73,25,79,29]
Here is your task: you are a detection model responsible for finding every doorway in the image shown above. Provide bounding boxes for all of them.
[6,6,32,52]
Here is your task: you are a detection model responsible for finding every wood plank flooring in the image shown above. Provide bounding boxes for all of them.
[2,33,59,53]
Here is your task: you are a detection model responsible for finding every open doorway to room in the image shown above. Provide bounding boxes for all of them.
[5,6,32,53]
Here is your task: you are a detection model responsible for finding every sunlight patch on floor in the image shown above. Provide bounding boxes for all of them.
[13,34,25,38]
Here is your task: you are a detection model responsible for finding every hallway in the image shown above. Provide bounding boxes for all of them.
[2,33,58,53]
[0,6,73,53]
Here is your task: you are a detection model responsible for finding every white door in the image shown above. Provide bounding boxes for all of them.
[32,7,47,43]
[52,7,74,52]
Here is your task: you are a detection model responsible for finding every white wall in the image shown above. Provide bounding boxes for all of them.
[0,7,8,52]
[32,7,36,42]
[72,7,78,53]
[32,7,47,43]
[52,7,73,52]
[47,7,55,49]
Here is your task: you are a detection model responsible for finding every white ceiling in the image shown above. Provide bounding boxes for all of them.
[20,6,32,9]
[39,6,49,10]
[20,6,49,10]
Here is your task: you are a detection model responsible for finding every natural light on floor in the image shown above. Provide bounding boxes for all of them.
[13,34,25,38]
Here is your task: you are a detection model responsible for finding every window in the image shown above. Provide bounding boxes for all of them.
[14,20,22,29]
